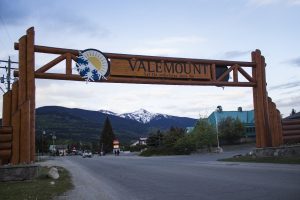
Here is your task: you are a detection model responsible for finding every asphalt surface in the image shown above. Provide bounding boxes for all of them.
[45,148,300,200]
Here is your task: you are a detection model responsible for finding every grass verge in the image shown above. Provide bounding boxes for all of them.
[219,156,300,164]
[0,166,73,200]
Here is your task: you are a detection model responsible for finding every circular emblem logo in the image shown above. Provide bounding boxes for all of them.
[76,49,110,81]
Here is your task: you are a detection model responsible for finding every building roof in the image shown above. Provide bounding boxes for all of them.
[208,110,254,125]
[284,112,300,120]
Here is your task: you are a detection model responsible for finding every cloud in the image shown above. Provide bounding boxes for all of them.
[147,36,206,46]
[248,0,300,6]
[269,81,300,90]
[0,0,29,25]
[0,0,110,38]
[287,0,300,5]
[128,48,180,56]
[275,95,300,108]
[287,57,300,67]
[223,50,251,59]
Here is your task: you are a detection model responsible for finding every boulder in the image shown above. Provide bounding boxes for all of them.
[48,167,59,180]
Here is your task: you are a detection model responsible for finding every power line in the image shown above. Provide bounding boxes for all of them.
[0,15,13,44]
[0,57,18,92]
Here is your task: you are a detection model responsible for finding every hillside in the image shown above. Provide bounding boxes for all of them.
[35,106,197,144]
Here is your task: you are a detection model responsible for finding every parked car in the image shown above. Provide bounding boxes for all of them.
[82,150,92,158]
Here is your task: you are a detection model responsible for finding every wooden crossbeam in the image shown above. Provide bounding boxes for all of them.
[36,54,66,73]
[238,67,254,82]
[217,65,234,81]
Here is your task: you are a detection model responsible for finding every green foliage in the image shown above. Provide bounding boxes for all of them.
[218,117,245,144]
[146,130,164,147]
[191,118,217,151]
[163,127,185,148]
[100,117,116,153]
[142,127,187,156]
[140,147,179,156]
[142,120,218,156]
[173,135,196,155]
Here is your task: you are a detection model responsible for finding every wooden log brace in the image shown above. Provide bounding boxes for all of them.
[238,67,254,82]
[233,64,239,83]
[36,54,66,73]
[217,65,234,82]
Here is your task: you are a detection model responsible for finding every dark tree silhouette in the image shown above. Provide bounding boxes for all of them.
[100,117,115,154]
[290,109,296,116]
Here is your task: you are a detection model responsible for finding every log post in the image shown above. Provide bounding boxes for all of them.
[11,81,20,164]
[2,91,12,126]
[277,110,283,145]
[252,50,271,148]
[26,27,36,162]
[19,101,31,163]
[18,35,31,163]
[268,97,278,146]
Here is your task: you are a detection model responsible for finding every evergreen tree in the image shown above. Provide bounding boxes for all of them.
[290,109,296,116]
[192,118,217,151]
[218,117,245,144]
[100,117,115,154]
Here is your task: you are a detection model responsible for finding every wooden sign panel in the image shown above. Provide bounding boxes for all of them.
[110,58,212,80]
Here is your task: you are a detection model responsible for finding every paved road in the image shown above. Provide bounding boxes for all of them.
[46,150,300,200]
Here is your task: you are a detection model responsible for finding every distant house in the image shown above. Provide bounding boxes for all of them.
[49,145,68,156]
[185,127,194,134]
[131,137,148,146]
[207,107,255,138]
[284,112,300,120]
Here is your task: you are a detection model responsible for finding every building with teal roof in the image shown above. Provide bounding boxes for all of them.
[208,107,256,138]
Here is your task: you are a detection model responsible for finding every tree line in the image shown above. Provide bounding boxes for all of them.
[140,117,245,156]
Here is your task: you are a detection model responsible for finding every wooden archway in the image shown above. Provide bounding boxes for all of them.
[0,27,283,165]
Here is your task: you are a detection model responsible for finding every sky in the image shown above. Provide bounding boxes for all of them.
[0,0,299,119]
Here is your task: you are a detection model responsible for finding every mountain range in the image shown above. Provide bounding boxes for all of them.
[36,106,198,144]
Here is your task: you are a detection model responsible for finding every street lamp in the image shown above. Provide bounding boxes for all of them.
[215,113,223,153]
[42,130,46,156]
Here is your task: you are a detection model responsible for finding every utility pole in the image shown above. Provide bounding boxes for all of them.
[0,57,18,92]
[7,57,11,91]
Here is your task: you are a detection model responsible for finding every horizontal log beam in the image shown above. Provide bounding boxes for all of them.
[283,135,300,141]
[282,124,300,131]
[0,134,12,142]
[14,71,256,87]
[14,43,256,67]
[0,149,11,159]
[282,130,300,136]
[0,127,12,134]
[0,142,12,150]
[282,119,300,126]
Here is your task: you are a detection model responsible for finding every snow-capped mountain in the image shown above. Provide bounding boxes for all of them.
[98,109,117,116]
[118,109,169,124]
[97,108,197,129]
